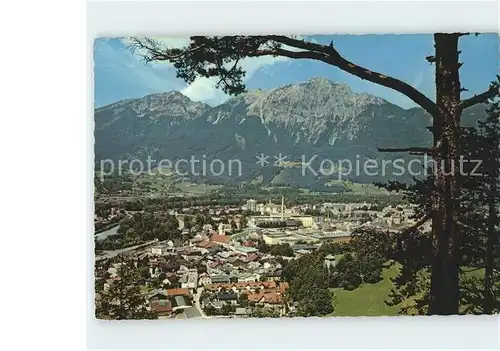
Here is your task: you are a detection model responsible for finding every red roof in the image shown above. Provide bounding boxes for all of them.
[166,288,190,297]
[247,291,283,304]
[150,300,172,313]
[205,281,277,291]
[242,241,256,247]
[210,234,232,244]
[279,282,289,293]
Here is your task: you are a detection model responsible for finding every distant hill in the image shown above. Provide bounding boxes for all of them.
[94,77,487,187]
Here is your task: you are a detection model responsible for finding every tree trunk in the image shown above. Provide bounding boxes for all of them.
[429,33,462,315]
[482,104,499,314]
[483,197,497,314]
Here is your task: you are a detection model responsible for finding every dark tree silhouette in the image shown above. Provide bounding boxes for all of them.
[478,101,500,314]
[459,97,500,313]
[95,255,156,320]
[130,35,497,315]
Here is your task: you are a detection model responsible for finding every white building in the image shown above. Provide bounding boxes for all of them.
[180,269,199,291]
[246,199,257,212]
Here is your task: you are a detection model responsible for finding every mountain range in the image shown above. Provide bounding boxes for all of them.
[94,77,486,187]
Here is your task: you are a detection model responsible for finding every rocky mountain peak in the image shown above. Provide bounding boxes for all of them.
[129,91,210,120]
[204,77,389,138]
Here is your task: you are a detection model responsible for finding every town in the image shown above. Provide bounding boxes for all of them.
[94,196,420,319]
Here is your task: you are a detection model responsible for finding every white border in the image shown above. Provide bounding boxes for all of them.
[88,0,500,36]
[87,1,500,350]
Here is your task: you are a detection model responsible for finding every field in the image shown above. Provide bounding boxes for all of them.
[325,180,389,195]
[134,168,221,195]
[329,263,401,317]
[328,262,486,317]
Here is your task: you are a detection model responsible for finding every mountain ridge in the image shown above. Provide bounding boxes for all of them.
[94,77,486,186]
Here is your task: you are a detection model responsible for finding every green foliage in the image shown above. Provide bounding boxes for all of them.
[296,288,333,317]
[138,266,150,280]
[269,243,294,257]
[238,293,249,307]
[333,253,362,290]
[220,303,236,316]
[257,220,288,228]
[95,255,156,320]
[257,242,294,257]
[257,240,268,253]
[282,249,334,316]
[330,263,402,316]
[303,208,322,216]
[184,216,193,230]
[250,308,280,318]
[328,231,388,291]
[120,212,180,243]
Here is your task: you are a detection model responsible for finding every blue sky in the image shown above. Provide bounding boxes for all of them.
[94,34,498,108]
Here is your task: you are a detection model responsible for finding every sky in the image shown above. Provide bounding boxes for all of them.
[94,34,498,109]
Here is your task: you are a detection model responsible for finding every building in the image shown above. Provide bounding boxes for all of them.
[172,296,191,312]
[210,234,232,247]
[180,269,198,291]
[248,216,283,228]
[148,289,169,301]
[150,241,174,256]
[289,215,316,228]
[166,288,191,297]
[210,274,231,284]
[246,199,257,212]
[256,197,285,217]
[324,254,336,271]
[234,245,258,255]
[235,272,260,283]
[198,273,212,286]
[291,244,319,252]
[151,246,163,256]
[310,230,351,243]
[262,232,290,245]
[218,291,238,304]
[150,300,172,316]
[205,281,278,293]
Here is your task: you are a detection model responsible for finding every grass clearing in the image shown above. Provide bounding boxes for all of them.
[328,262,486,317]
[329,263,401,317]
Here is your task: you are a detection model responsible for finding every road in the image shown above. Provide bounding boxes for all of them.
[95,240,158,261]
[193,287,208,318]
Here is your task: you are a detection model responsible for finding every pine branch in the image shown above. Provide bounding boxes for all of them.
[460,86,498,110]
[401,214,431,233]
[131,35,441,117]
[457,220,476,231]
[129,38,207,62]
[254,37,440,118]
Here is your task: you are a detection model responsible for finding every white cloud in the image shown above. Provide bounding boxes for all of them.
[412,71,423,89]
[181,55,288,105]
[120,36,304,105]
[180,77,226,105]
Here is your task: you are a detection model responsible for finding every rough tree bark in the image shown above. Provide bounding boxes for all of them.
[483,195,497,314]
[429,33,462,315]
[483,116,499,314]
